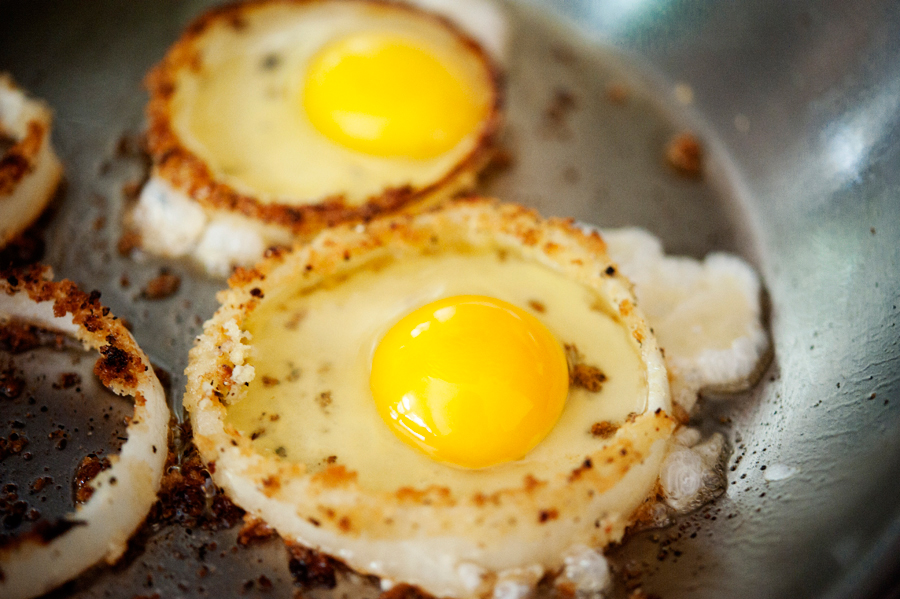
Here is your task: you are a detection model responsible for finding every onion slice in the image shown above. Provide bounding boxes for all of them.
[0,265,169,599]
[0,74,63,248]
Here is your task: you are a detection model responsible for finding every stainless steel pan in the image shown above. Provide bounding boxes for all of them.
[1,0,898,597]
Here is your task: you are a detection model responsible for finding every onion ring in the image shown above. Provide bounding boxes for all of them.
[0,74,63,248]
[0,265,169,599]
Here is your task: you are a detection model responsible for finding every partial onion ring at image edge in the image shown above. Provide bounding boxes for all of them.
[0,265,169,599]
[0,74,63,248]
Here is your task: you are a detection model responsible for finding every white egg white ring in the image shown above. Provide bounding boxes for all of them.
[0,74,63,248]
[185,200,675,598]
[0,266,169,599]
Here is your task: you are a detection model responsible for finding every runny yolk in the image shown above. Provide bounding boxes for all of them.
[303,33,489,159]
[370,295,569,469]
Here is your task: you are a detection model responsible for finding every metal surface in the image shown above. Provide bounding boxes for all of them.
[1,0,899,597]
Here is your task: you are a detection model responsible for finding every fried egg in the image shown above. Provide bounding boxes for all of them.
[0,266,168,599]
[184,200,674,598]
[134,0,502,276]
[0,74,62,249]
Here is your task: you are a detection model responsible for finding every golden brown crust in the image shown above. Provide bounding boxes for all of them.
[0,265,149,391]
[0,121,44,196]
[144,0,504,238]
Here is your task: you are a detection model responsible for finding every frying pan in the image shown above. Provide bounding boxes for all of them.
[1,0,898,597]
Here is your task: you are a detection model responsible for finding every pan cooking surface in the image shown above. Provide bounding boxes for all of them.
[1,0,898,597]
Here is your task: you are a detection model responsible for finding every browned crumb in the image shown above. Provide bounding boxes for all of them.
[52,372,80,390]
[590,421,618,439]
[72,453,111,504]
[528,300,546,313]
[261,375,280,387]
[565,343,607,392]
[142,272,181,299]
[571,364,607,392]
[379,584,435,599]
[665,132,703,177]
[286,542,338,590]
[237,515,277,546]
[542,87,578,138]
[316,391,332,411]
[606,82,630,105]
[148,421,244,530]
[117,229,141,256]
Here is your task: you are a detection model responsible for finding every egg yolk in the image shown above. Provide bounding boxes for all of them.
[370,295,569,469]
[303,33,489,159]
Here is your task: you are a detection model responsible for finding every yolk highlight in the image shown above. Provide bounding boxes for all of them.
[370,295,569,469]
[303,33,488,159]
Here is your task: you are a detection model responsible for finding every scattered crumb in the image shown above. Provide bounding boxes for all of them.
[571,364,607,392]
[237,516,277,546]
[565,343,607,392]
[665,132,703,178]
[117,229,141,256]
[543,87,578,138]
[528,300,546,313]
[590,421,618,439]
[286,542,338,590]
[142,272,181,299]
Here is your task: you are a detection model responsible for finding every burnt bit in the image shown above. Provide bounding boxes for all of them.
[73,453,112,504]
[538,508,559,523]
[565,343,607,392]
[237,516,276,546]
[141,271,181,300]
[261,375,280,387]
[665,132,703,178]
[286,542,338,590]
[147,421,244,530]
[95,340,138,387]
[590,421,619,439]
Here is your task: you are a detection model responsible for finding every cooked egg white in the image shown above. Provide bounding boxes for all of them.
[184,201,673,599]
[226,252,649,494]
[134,0,502,276]
[602,227,769,411]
